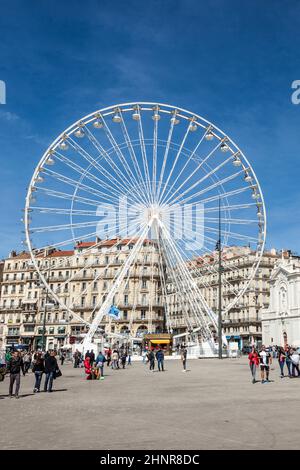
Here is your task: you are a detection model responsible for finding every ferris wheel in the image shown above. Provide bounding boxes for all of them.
[24,102,266,350]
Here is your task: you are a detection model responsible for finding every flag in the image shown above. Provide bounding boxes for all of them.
[108,305,120,320]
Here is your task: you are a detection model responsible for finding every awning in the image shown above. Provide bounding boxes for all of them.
[150,339,170,344]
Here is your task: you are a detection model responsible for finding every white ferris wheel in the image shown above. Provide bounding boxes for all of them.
[24,102,266,351]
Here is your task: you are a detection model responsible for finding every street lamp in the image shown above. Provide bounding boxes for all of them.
[35,263,52,352]
[217,197,223,359]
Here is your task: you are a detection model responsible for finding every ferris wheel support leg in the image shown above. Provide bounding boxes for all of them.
[82,221,153,353]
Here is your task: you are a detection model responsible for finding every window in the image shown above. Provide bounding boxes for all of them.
[142,279,147,289]
[49,327,54,334]
[123,310,128,320]
[141,309,146,320]
[81,297,85,307]
[24,325,34,332]
[124,295,128,306]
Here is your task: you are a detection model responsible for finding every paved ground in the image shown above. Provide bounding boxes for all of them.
[1,357,300,450]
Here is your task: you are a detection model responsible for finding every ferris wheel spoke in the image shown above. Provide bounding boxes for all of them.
[42,168,127,205]
[98,118,148,202]
[160,220,242,312]
[156,118,176,199]
[84,220,153,343]
[29,207,103,217]
[160,126,210,205]
[67,137,142,205]
[203,202,261,213]
[158,122,192,204]
[158,220,216,327]
[174,184,254,207]
[53,149,131,204]
[69,225,149,311]
[160,234,213,334]
[152,117,158,203]
[204,217,259,225]
[54,233,140,300]
[174,239,241,297]
[119,112,152,206]
[168,216,259,245]
[155,232,172,333]
[162,152,235,207]
[34,186,102,208]
[159,237,194,331]
[136,108,154,203]
[166,168,247,209]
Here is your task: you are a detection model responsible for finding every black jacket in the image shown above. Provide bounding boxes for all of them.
[7,357,25,375]
[44,356,58,373]
[32,358,45,373]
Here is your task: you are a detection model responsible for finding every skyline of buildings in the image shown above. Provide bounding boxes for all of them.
[0,238,295,351]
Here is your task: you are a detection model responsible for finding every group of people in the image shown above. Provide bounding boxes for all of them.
[0,349,62,398]
[80,347,133,380]
[248,344,300,384]
[142,346,188,372]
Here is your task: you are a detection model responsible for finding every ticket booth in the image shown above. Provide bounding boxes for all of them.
[143,334,173,355]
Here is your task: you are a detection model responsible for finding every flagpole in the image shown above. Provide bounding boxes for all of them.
[218,196,222,360]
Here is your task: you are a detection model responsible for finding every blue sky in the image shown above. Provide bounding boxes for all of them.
[0,0,300,258]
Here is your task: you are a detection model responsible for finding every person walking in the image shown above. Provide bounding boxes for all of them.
[95,351,106,380]
[7,350,25,398]
[0,349,6,368]
[127,347,132,366]
[180,346,188,372]
[23,351,32,374]
[142,349,148,364]
[32,352,45,393]
[248,347,259,383]
[156,348,165,372]
[278,347,286,378]
[73,350,80,368]
[44,351,58,392]
[60,351,66,366]
[106,348,112,367]
[259,345,272,384]
[121,351,127,369]
[148,350,155,371]
[90,349,95,366]
[291,348,300,377]
[111,350,119,370]
[284,345,292,377]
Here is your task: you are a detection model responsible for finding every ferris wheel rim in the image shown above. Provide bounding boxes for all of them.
[24,101,267,330]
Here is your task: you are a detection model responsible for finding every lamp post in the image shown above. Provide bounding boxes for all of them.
[217,196,223,359]
[41,263,51,352]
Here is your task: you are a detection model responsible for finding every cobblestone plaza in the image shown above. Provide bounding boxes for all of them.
[1,357,300,450]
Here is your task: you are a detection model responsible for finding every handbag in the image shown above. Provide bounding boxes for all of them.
[54,368,62,379]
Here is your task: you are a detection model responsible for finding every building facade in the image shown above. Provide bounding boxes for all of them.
[0,241,290,351]
[167,246,282,348]
[0,239,165,350]
[261,255,300,347]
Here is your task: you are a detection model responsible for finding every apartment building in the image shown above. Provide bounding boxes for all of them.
[167,246,283,348]
[0,239,165,350]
